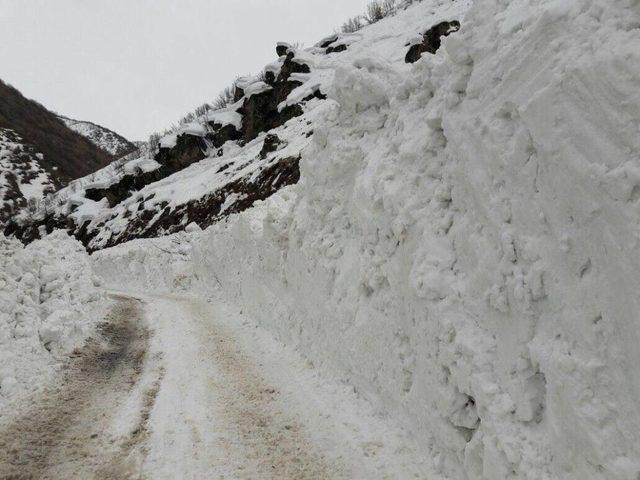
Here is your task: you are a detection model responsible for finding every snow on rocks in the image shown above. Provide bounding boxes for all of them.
[179,121,207,137]
[243,81,272,98]
[0,128,56,224]
[205,109,243,130]
[0,231,104,407]
[159,132,179,150]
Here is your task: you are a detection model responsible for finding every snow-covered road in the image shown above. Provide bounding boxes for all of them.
[1,292,436,479]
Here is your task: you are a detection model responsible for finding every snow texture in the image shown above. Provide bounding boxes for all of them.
[0,232,104,408]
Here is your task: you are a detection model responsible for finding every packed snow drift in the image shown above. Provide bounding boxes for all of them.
[0,232,104,405]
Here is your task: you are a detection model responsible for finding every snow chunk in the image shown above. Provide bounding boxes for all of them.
[206,110,243,130]
[243,81,272,98]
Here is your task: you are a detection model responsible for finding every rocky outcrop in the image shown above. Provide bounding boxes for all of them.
[99,155,301,249]
[238,52,311,143]
[85,168,166,208]
[207,123,241,149]
[405,20,460,63]
[317,35,338,49]
[326,44,348,54]
[84,133,206,208]
[276,52,310,82]
[276,42,292,57]
[155,133,207,172]
[259,134,282,159]
[238,91,302,143]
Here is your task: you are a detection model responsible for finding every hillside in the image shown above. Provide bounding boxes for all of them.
[5,1,467,251]
[0,128,56,223]
[0,79,114,184]
[58,115,138,158]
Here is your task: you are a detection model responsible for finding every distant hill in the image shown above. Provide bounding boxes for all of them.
[0,79,114,185]
[58,115,137,158]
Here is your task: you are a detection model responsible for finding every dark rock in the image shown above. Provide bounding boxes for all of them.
[264,71,276,85]
[318,35,338,49]
[84,167,168,208]
[234,50,315,143]
[302,89,327,102]
[276,43,290,57]
[277,52,310,83]
[233,85,245,103]
[326,44,348,54]
[259,134,282,159]
[237,79,303,142]
[405,20,460,63]
[207,122,242,149]
[156,133,207,171]
[91,155,301,251]
[84,133,206,208]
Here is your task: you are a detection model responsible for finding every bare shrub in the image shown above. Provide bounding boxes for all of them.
[213,80,238,110]
[342,16,364,33]
[147,132,162,157]
[194,103,211,117]
[364,0,396,24]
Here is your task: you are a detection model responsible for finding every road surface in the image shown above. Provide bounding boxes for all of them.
[0,292,434,479]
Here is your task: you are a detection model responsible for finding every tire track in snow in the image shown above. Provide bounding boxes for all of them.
[187,301,339,479]
[142,295,345,479]
[0,296,157,479]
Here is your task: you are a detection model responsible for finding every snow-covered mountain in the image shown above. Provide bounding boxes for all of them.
[0,79,115,225]
[4,0,640,478]
[0,79,114,183]
[58,115,137,158]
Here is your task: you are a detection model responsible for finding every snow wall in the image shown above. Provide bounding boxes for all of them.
[1,232,104,405]
[93,0,640,478]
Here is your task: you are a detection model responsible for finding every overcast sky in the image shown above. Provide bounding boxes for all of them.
[0,0,368,140]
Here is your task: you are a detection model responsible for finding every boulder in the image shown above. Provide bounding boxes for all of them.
[405,20,460,63]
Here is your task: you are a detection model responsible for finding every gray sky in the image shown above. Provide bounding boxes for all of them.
[0,0,368,140]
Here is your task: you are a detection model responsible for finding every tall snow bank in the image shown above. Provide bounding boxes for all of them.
[0,231,103,406]
[91,234,194,293]
[92,0,640,478]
